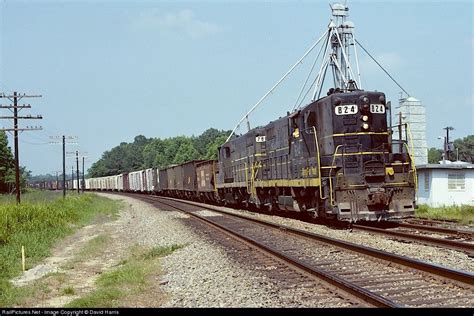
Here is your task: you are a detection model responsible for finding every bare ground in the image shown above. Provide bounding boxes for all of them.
[10,193,169,308]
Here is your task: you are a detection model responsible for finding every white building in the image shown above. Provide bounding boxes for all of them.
[416,162,474,207]
[396,96,428,166]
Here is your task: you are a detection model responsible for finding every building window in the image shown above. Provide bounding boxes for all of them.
[424,172,430,192]
[448,173,465,191]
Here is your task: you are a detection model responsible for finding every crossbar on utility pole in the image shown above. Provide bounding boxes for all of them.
[0,91,43,204]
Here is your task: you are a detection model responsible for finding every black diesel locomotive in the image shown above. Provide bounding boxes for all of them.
[216,88,416,221]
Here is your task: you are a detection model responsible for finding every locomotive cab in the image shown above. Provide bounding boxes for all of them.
[311,89,416,221]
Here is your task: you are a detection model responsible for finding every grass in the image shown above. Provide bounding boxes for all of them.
[62,235,111,270]
[415,204,474,224]
[140,245,184,260]
[77,235,111,259]
[0,189,80,204]
[61,286,75,296]
[0,192,121,307]
[65,244,183,308]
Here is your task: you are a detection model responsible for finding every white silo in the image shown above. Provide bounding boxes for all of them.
[396,96,428,166]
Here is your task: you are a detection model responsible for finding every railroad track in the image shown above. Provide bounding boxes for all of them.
[97,190,474,255]
[353,223,474,256]
[124,193,474,308]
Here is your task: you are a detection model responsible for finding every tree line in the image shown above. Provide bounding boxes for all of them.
[88,131,473,178]
[0,132,30,193]
[428,135,474,164]
[87,128,230,178]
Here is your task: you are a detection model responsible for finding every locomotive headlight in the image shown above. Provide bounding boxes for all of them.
[362,123,369,130]
[362,115,369,122]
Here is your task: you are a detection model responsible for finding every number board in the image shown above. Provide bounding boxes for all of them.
[256,136,266,143]
[370,104,385,114]
[335,104,358,115]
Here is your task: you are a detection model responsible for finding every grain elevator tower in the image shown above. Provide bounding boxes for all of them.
[396,96,428,166]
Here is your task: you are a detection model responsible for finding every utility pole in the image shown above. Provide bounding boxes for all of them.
[50,136,78,198]
[71,166,74,191]
[443,126,454,161]
[66,151,87,193]
[76,151,80,194]
[63,136,66,197]
[0,91,42,203]
[82,156,85,193]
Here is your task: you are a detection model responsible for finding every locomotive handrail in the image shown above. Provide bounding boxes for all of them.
[390,123,418,196]
[245,162,250,194]
[405,123,418,197]
[328,144,345,206]
[306,126,326,200]
[402,142,418,197]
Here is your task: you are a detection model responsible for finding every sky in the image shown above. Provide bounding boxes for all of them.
[0,0,472,176]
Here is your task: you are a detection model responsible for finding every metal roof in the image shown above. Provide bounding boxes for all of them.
[416,163,474,170]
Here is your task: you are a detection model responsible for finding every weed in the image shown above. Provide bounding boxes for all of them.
[141,244,184,260]
[62,286,75,295]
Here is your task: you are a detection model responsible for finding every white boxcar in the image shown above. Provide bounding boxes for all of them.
[99,177,107,190]
[117,174,124,191]
[129,170,145,192]
[144,168,156,192]
[112,174,121,191]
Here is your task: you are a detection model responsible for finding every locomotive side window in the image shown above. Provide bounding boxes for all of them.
[305,111,317,127]
[222,146,231,158]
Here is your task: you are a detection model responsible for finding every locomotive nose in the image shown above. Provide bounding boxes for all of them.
[367,188,390,206]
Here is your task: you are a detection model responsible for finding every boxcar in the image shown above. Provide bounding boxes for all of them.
[158,168,168,194]
[85,178,91,190]
[196,160,217,202]
[144,168,157,193]
[166,165,182,193]
[129,170,145,192]
[122,172,130,192]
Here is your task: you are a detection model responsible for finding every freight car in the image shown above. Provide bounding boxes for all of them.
[161,160,204,199]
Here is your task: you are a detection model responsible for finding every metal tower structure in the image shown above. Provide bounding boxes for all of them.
[310,3,361,101]
[225,3,410,143]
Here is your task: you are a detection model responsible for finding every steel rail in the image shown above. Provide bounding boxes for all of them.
[154,195,474,286]
[395,221,473,237]
[352,224,474,256]
[148,196,401,308]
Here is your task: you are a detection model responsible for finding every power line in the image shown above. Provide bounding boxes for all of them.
[355,39,410,96]
[0,91,43,203]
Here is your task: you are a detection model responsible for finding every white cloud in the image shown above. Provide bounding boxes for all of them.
[132,9,221,39]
